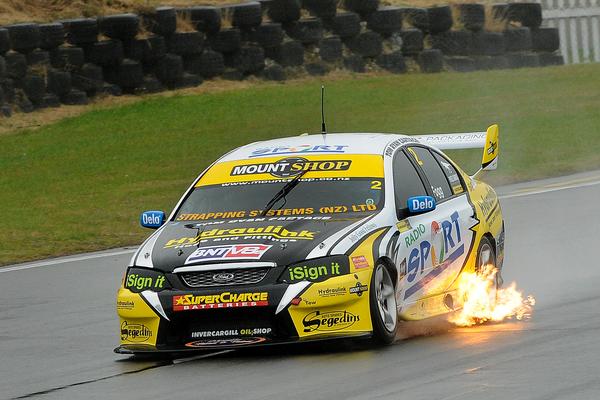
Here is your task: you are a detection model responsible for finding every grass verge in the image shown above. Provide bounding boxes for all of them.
[2,63,600,265]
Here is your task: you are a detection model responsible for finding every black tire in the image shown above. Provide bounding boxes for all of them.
[445,56,476,72]
[367,7,403,37]
[1,78,16,102]
[39,23,65,50]
[143,7,177,37]
[187,6,221,34]
[138,76,164,94]
[331,12,361,39]
[345,31,383,58]
[506,52,539,68]
[370,263,398,345]
[428,30,472,56]
[457,3,485,32]
[7,23,41,54]
[101,83,122,96]
[62,89,88,105]
[492,3,509,24]
[402,8,428,32]
[538,52,564,66]
[0,103,12,117]
[71,63,103,94]
[427,6,453,34]
[85,39,124,66]
[471,31,505,56]
[23,74,46,105]
[267,0,301,23]
[255,23,284,49]
[400,29,424,55]
[475,236,499,304]
[319,36,343,62]
[303,0,337,20]
[504,27,532,52]
[184,50,224,78]
[64,18,99,45]
[5,52,27,80]
[261,63,286,81]
[99,14,140,41]
[16,94,35,113]
[343,0,380,19]
[230,2,263,30]
[270,40,304,66]
[285,17,324,45]
[230,44,265,74]
[343,54,366,72]
[155,53,184,84]
[116,59,144,91]
[50,46,85,70]
[222,68,245,81]
[26,50,50,66]
[47,69,72,97]
[171,72,203,89]
[506,3,542,29]
[0,56,6,79]
[209,28,242,54]
[124,36,166,64]
[531,28,560,52]
[376,51,407,73]
[0,29,10,54]
[167,32,205,56]
[305,61,329,76]
[418,48,444,73]
[43,93,61,108]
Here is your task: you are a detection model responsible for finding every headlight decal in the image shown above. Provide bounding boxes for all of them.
[279,255,350,284]
[125,267,171,293]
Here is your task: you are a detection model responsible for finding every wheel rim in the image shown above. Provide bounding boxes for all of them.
[375,265,397,332]
[478,242,498,302]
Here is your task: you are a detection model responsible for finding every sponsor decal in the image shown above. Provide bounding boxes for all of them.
[282,257,350,283]
[480,187,500,224]
[349,282,368,296]
[396,219,412,233]
[185,244,271,264]
[116,300,134,310]
[317,287,347,298]
[230,157,352,178]
[212,272,235,283]
[186,337,267,348]
[348,222,378,243]
[408,196,436,213]
[125,271,166,292]
[191,328,272,338]
[173,292,269,311]
[404,224,426,247]
[384,138,418,157]
[488,141,497,155]
[351,255,369,269]
[302,310,360,332]
[120,321,152,342]
[249,144,348,158]
[164,226,318,248]
[177,208,317,221]
[404,211,466,299]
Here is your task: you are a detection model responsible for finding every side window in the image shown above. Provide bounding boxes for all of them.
[432,152,465,195]
[393,151,427,217]
[407,147,452,201]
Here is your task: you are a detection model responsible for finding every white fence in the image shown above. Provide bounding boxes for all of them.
[538,0,600,63]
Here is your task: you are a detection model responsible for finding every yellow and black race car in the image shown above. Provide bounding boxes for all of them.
[116,125,503,353]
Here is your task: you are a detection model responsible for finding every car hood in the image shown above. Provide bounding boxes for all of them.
[150,216,371,272]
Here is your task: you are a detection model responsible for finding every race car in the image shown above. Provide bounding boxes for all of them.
[116,125,504,353]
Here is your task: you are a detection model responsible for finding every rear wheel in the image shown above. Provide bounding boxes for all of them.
[370,263,397,344]
[476,236,498,304]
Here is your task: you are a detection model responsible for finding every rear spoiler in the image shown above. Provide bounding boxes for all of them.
[414,124,499,175]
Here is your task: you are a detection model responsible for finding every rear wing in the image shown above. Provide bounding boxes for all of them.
[414,124,499,173]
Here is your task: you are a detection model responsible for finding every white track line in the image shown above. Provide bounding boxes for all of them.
[0,249,135,273]
[3,174,600,274]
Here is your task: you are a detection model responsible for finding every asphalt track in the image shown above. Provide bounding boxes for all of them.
[2,171,600,400]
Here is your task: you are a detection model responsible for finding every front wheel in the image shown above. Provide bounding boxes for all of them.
[370,263,398,345]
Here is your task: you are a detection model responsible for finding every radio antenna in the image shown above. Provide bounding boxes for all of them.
[321,85,327,135]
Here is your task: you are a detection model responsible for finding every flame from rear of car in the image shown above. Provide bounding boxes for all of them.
[449,265,536,327]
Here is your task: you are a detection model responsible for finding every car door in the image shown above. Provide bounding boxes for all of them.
[391,146,477,315]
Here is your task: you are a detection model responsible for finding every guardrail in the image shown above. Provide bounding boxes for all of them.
[539,0,600,63]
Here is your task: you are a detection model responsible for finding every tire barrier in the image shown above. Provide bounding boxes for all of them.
[0,2,564,118]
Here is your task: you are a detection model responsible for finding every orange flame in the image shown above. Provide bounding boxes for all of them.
[449,265,535,327]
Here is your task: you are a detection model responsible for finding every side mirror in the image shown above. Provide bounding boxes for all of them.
[407,196,436,215]
[140,211,166,229]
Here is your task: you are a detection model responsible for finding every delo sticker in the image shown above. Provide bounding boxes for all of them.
[250,145,348,158]
[185,244,271,264]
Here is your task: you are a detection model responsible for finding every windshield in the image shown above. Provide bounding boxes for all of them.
[175,155,385,222]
